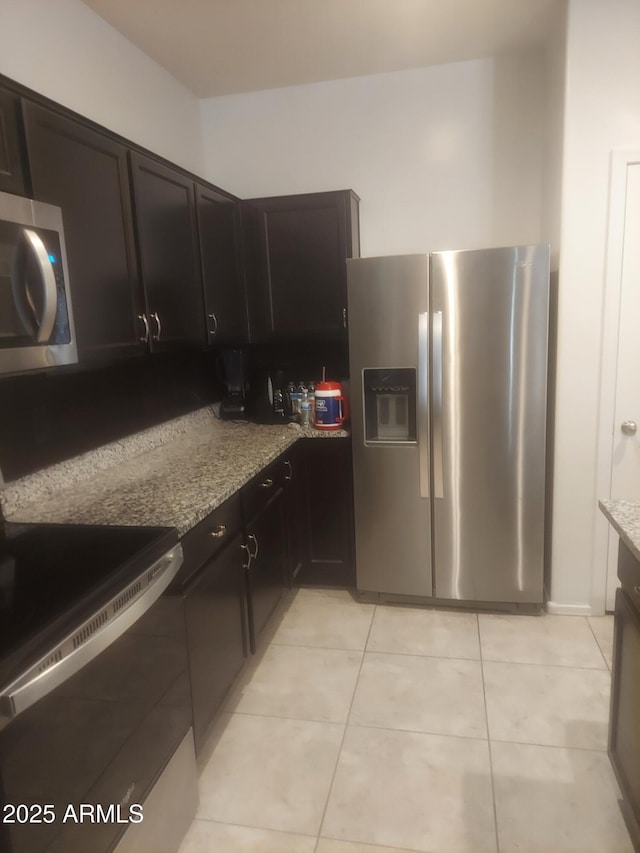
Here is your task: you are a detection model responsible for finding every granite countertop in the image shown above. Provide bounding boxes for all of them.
[599,498,640,562]
[0,409,349,536]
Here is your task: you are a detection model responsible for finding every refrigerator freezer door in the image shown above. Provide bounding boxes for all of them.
[430,245,549,602]
[347,255,431,596]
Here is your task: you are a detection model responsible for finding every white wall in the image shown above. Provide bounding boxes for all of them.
[540,2,567,272]
[550,0,640,612]
[539,2,567,603]
[0,0,204,174]
[200,54,546,255]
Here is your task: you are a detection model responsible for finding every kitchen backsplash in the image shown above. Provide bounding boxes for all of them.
[0,351,222,482]
[0,406,214,518]
[0,342,350,484]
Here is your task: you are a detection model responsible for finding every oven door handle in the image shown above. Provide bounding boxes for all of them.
[0,544,183,731]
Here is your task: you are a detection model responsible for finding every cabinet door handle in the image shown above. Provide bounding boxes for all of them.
[208,312,218,336]
[259,478,274,489]
[138,313,150,343]
[248,533,259,560]
[209,524,226,539]
[284,460,292,481]
[150,311,161,341]
[343,307,347,329]
[240,542,251,569]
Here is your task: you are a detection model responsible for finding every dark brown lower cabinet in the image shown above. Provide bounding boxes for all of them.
[609,542,640,851]
[283,444,305,584]
[295,438,355,587]
[183,532,248,753]
[179,441,354,753]
[241,454,290,652]
[245,483,288,652]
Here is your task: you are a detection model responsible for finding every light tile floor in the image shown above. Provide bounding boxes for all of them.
[178,589,632,853]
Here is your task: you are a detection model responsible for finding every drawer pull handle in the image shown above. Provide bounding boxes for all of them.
[248,533,259,560]
[138,313,150,343]
[240,542,251,569]
[209,525,227,539]
[150,311,161,341]
[284,460,293,481]
[259,478,274,489]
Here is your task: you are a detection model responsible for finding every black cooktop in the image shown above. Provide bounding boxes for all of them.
[0,522,178,688]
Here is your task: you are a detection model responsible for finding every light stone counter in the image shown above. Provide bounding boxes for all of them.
[599,498,640,563]
[0,408,349,536]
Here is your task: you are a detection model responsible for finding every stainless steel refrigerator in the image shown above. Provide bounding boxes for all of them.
[347,245,549,604]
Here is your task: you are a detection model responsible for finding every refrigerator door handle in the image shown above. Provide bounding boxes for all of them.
[418,312,429,498]
[432,310,444,498]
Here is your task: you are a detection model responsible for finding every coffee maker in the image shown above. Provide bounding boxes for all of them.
[220,349,249,419]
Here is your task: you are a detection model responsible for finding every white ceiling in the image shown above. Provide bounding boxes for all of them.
[80,0,563,98]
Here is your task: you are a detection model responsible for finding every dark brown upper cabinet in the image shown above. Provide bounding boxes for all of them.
[130,152,205,351]
[242,190,360,343]
[0,87,26,196]
[195,184,248,344]
[23,101,145,361]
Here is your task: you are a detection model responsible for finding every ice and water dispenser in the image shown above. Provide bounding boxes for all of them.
[362,368,417,444]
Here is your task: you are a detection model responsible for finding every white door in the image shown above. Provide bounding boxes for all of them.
[606,159,640,609]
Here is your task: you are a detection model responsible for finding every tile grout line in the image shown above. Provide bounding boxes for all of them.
[345,719,488,741]
[228,709,353,726]
[486,736,610,754]
[272,641,482,662]
[265,641,610,671]
[585,614,612,672]
[225,708,491,741]
[479,657,609,672]
[312,603,378,853]
[478,613,502,853]
[269,640,375,653]
[192,814,318,840]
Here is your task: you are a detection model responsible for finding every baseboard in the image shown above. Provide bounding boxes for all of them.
[545,600,593,616]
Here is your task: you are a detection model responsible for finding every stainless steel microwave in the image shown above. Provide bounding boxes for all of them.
[0,189,77,375]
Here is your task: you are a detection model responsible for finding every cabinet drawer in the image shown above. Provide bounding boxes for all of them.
[242,456,287,523]
[180,492,242,585]
[618,541,640,611]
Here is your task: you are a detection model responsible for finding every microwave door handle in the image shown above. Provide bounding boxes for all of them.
[23,229,58,343]
[10,238,36,337]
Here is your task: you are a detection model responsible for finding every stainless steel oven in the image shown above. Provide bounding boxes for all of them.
[0,190,77,376]
[0,523,197,853]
